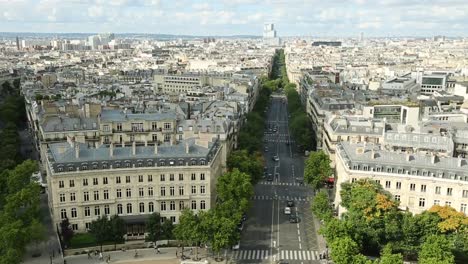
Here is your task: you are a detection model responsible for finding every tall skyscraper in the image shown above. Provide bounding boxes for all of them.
[16,36,20,50]
[263,23,280,46]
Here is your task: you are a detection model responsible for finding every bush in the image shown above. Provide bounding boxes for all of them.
[70,233,97,248]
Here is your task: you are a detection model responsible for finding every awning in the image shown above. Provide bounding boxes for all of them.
[119,214,150,224]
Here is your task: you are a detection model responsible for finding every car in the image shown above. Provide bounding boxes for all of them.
[237,221,244,231]
[232,241,240,250]
[267,174,273,181]
[284,207,291,215]
[289,214,299,223]
[242,213,247,222]
[272,155,280,162]
[295,178,304,185]
[287,200,295,207]
[264,147,269,152]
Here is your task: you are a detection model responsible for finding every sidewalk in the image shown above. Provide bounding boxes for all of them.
[64,246,228,264]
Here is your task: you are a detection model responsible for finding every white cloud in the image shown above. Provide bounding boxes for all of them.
[88,5,104,17]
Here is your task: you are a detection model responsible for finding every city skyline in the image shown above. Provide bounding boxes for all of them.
[1,0,467,37]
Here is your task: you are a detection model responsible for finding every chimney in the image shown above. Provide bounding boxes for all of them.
[458,156,463,167]
[132,141,136,155]
[431,153,437,164]
[110,143,114,157]
[371,149,375,159]
[75,144,80,159]
[154,144,158,154]
[185,143,190,154]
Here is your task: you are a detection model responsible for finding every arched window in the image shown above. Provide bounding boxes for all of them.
[117,204,123,214]
[126,203,132,214]
[200,200,206,210]
[149,202,154,213]
[139,202,145,213]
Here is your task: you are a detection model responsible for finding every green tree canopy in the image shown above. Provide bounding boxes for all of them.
[419,235,455,264]
[109,215,126,249]
[304,151,332,189]
[146,213,162,243]
[330,236,360,264]
[89,216,110,252]
[311,190,333,221]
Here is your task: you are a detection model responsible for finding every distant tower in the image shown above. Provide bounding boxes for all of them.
[16,36,20,50]
[263,23,280,46]
[359,32,364,42]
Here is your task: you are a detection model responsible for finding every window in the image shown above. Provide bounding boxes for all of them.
[435,186,441,194]
[170,174,174,181]
[139,188,144,197]
[170,216,176,223]
[83,179,88,186]
[200,173,205,180]
[103,124,110,132]
[60,193,66,202]
[93,178,98,185]
[83,191,89,201]
[160,174,165,181]
[59,181,64,188]
[191,186,196,194]
[116,189,122,198]
[447,188,453,196]
[434,200,440,205]
[191,173,196,181]
[148,187,153,196]
[160,187,166,196]
[84,206,90,216]
[164,134,170,142]
[461,204,467,214]
[170,187,175,196]
[126,176,131,183]
[410,184,416,191]
[103,177,108,184]
[161,201,166,211]
[445,201,452,207]
[394,195,400,201]
[170,201,175,211]
[139,203,145,213]
[200,200,206,210]
[127,203,133,214]
[179,201,185,210]
[60,209,67,219]
[116,176,121,184]
[152,122,157,131]
[126,188,132,197]
[200,186,206,194]
[149,202,154,213]
[463,190,468,198]
[70,193,76,201]
[95,206,100,216]
[164,122,171,129]
[179,174,184,181]
[396,182,401,189]
[72,224,78,231]
[69,180,74,187]
[152,134,158,142]
[419,198,425,207]
[85,223,91,230]
[117,123,122,131]
[71,208,77,218]
[104,205,110,215]
[94,191,99,200]
[117,204,123,214]
[191,200,197,210]
[103,190,109,200]
[351,178,357,183]
[421,185,426,193]
[138,175,143,183]
[385,181,391,188]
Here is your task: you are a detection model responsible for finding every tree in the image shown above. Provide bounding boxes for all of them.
[330,236,360,264]
[428,205,468,233]
[1,82,14,95]
[174,209,197,248]
[311,190,333,221]
[60,218,74,248]
[146,213,162,244]
[89,216,110,252]
[378,245,403,264]
[210,214,238,260]
[227,150,263,183]
[109,215,126,250]
[419,235,455,264]
[304,151,332,189]
[28,219,46,254]
[161,219,174,240]
[216,169,253,215]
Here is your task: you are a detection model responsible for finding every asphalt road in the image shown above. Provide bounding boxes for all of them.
[232,95,321,264]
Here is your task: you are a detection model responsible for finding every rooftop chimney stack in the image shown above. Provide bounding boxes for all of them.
[132,141,136,155]
[110,143,114,157]
[458,156,463,167]
[185,143,190,154]
[154,144,158,154]
[75,144,80,159]
[431,153,437,164]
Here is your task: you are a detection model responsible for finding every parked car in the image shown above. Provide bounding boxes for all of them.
[287,200,295,207]
[272,155,279,162]
[284,207,291,215]
[232,241,240,250]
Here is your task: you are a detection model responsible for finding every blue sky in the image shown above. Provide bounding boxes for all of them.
[1,0,467,36]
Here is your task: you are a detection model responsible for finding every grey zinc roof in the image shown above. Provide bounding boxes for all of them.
[41,116,99,132]
[338,142,468,176]
[49,139,214,164]
[100,109,177,122]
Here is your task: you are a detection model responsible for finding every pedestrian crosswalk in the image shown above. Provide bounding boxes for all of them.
[259,181,303,186]
[252,195,310,201]
[264,139,292,143]
[232,250,321,261]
